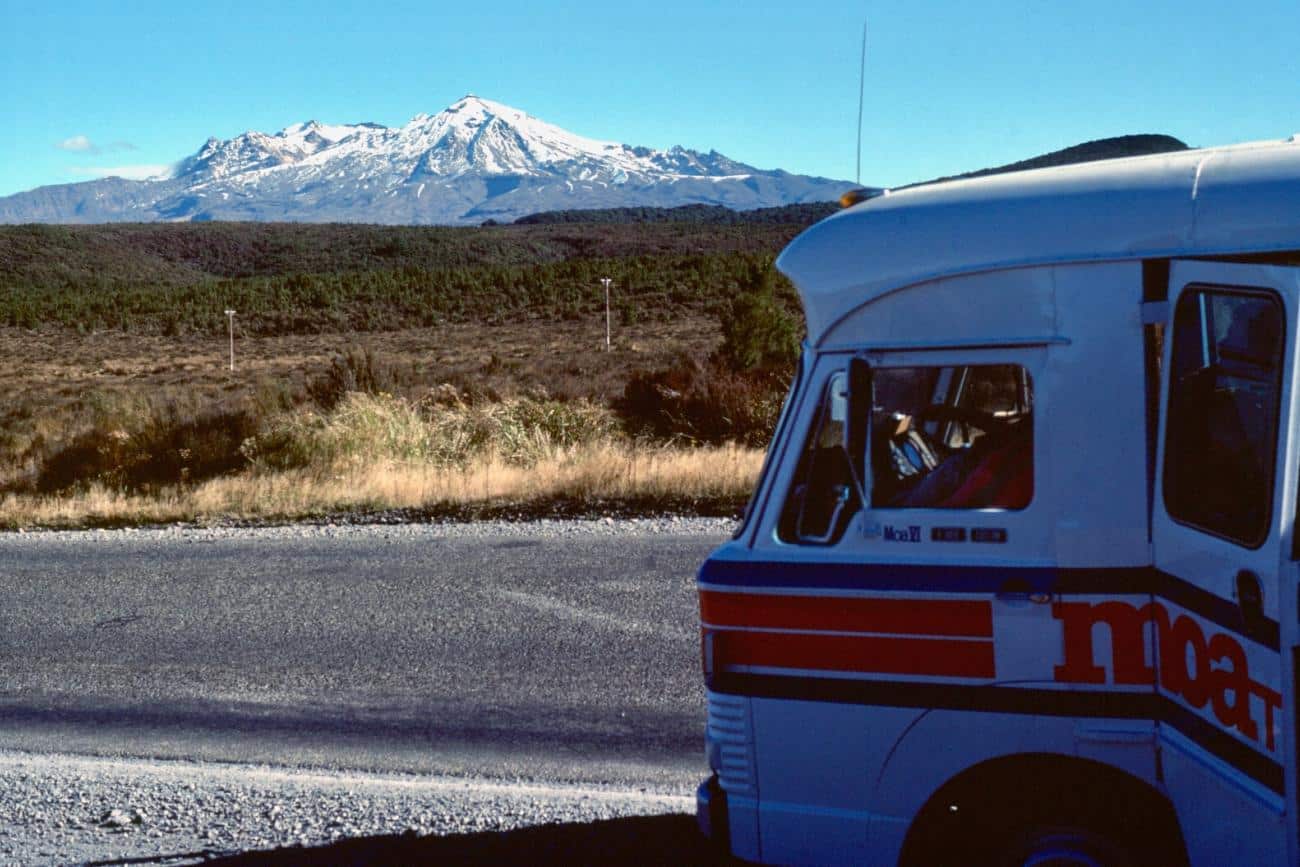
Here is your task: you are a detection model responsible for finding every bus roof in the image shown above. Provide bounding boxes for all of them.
[777,137,1300,344]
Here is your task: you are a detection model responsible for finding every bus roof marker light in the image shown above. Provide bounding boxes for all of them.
[839,187,889,209]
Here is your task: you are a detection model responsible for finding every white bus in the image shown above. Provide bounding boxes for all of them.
[696,136,1300,865]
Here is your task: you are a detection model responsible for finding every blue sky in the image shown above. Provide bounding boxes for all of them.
[1,0,1297,198]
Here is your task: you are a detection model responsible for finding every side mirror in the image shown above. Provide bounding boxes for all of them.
[844,356,873,505]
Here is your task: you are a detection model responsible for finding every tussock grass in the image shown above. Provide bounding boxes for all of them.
[243,392,619,471]
[0,385,763,528]
[0,442,762,529]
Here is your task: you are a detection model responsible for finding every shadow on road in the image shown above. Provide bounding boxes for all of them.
[200,814,727,866]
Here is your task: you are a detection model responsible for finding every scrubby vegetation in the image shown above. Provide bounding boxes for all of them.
[620,359,791,447]
[0,219,806,526]
[0,377,769,528]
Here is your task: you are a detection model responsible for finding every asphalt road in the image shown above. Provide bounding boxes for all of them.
[0,521,729,792]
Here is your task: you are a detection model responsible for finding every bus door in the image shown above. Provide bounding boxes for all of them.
[1152,259,1300,865]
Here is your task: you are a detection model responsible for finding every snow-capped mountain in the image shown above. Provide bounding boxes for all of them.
[0,96,852,225]
[176,120,385,179]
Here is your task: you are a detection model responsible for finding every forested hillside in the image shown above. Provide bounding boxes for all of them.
[0,219,810,335]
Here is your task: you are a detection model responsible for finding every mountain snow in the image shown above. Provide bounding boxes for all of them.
[0,96,851,225]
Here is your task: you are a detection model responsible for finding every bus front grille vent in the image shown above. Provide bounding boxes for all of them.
[707,692,755,796]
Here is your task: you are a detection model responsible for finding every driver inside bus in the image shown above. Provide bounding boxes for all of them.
[876,410,1032,510]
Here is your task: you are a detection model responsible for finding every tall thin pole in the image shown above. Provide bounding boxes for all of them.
[600,278,612,351]
[856,20,867,186]
[225,309,236,371]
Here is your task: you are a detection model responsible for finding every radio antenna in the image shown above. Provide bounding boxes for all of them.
[855,20,867,185]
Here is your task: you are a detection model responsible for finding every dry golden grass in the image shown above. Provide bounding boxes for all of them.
[244,392,620,471]
[0,442,763,529]
[0,317,720,488]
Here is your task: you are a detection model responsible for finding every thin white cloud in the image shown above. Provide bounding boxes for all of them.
[70,164,173,181]
[56,136,139,155]
[57,135,96,153]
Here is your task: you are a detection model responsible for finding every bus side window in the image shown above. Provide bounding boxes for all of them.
[779,364,1034,544]
[1163,289,1284,547]
[778,375,859,545]
[872,365,1034,510]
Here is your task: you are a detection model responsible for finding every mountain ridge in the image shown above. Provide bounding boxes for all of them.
[899,133,1190,188]
[0,96,850,226]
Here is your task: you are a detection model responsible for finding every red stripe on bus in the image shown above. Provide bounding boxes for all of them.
[699,590,993,638]
[714,630,996,679]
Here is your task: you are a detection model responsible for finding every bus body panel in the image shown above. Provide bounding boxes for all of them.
[749,698,914,865]
[699,139,1300,865]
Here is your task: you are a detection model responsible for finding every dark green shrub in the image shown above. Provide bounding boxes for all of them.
[716,265,801,371]
[308,346,400,409]
[34,406,261,493]
[619,356,792,447]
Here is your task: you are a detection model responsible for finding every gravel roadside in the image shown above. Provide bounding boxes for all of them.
[0,748,698,867]
[0,515,737,546]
